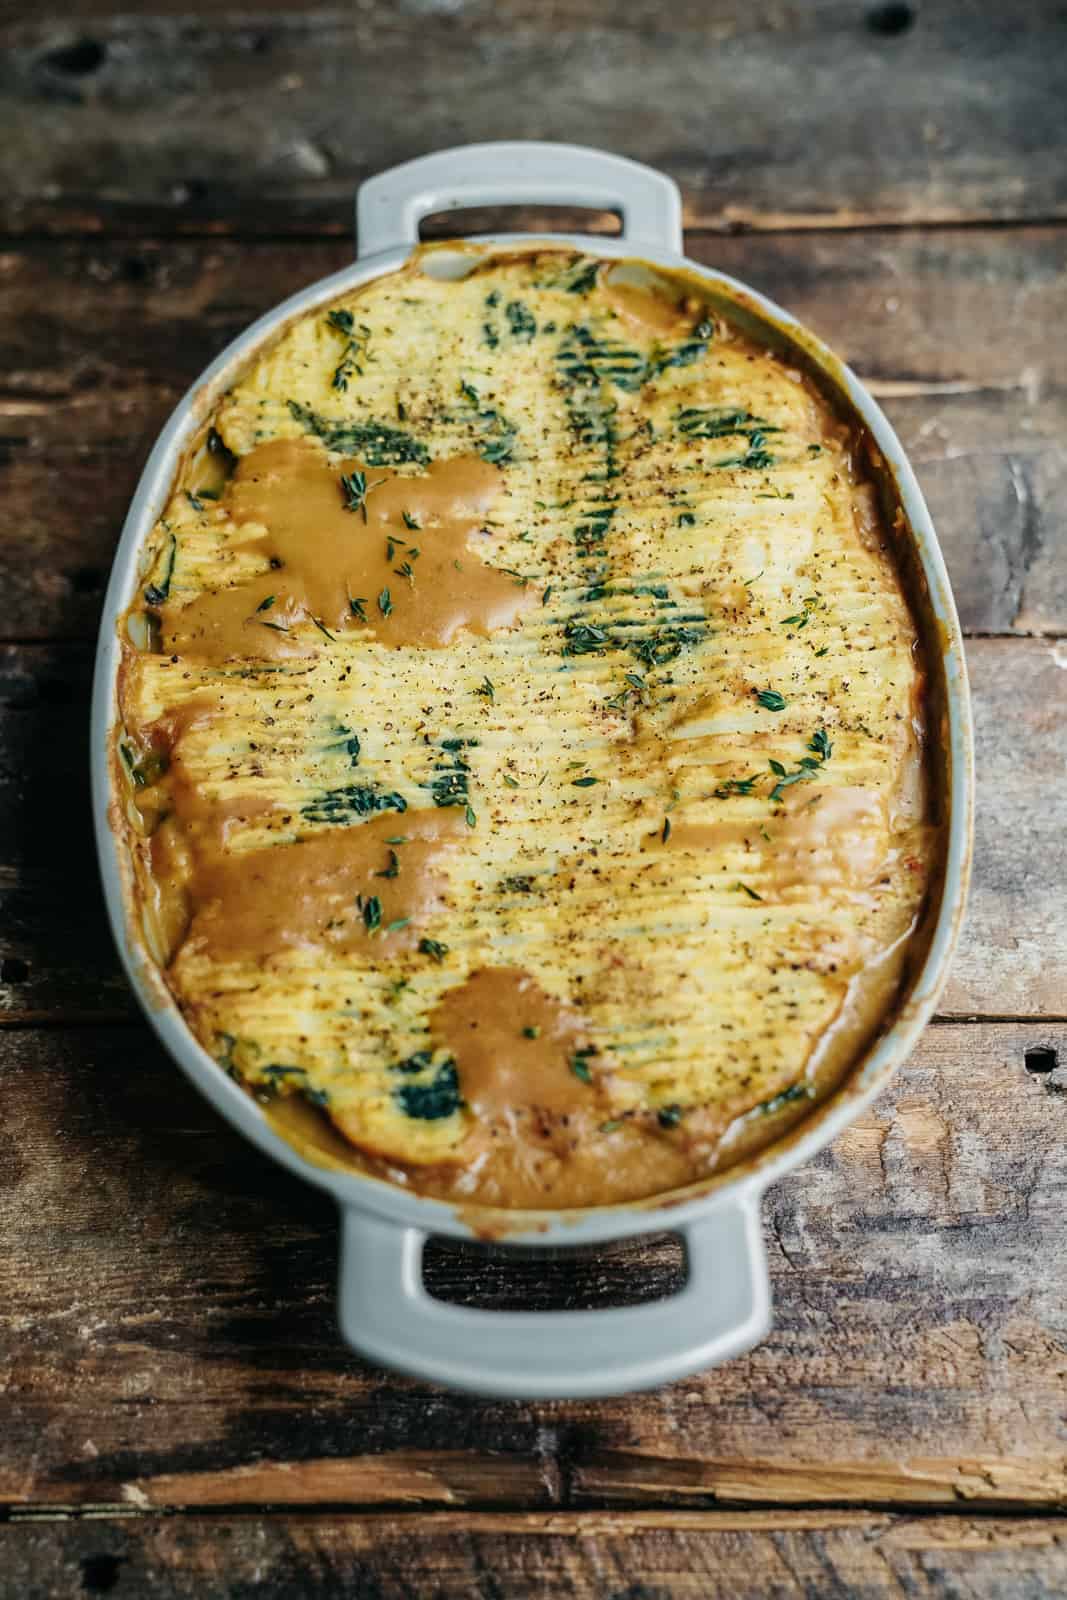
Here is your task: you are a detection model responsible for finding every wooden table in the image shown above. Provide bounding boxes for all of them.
[1,3,1065,1594]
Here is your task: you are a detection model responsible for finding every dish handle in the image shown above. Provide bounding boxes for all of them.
[356,141,684,258]
[337,1194,770,1399]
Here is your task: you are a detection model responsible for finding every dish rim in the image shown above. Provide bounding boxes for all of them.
[91,228,974,1245]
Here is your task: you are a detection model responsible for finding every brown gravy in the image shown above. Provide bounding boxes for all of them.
[131,696,462,967]
[646,786,892,897]
[184,811,462,965]
[161,438,533,659]
[430,967,607,1118]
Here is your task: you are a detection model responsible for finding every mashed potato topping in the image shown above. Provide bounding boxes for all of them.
[115,250,935,1208]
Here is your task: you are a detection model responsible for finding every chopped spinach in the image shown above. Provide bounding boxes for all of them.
[563,259,601,294]
[118,739,168,790]
[758,1080,816,1116]
[143,532,177,606]
[713,774,759,799]
[287,400,428,466]
[262,1063,308,1083]
[714,439,776,471]
[418,937,450,962]
[506,300,537,340]
[393,1056,462,1120]
[456,379,518,465]
[654,317,714,370]
[499,874,536,894]
[570,1047,596,1084]
[300,784,407,826]
[425,736,480,812]
[677,406,779,441]
[325,724,362,765]
[556,323,648,392]
[562,619,612,657]
[628,623,705,670]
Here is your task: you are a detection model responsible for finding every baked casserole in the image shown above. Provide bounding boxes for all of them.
[114,249,937,1210]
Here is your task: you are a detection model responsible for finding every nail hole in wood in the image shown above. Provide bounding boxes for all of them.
[121,256,152,284]
[1024,1046,1059,1075]
[867,3,915,35]
[81,1554,122,1594]
[43,38,107,76]
[0,957,30,984]
[174,178,211,207]
[68,564,104,593]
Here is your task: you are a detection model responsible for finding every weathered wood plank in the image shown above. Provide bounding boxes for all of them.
[1,2,1066,236]
[2,228,1064,640]
[2,637,1062,1021]
[940,637,1066,1016]
[2,1511,1067,1600]
[0,645,133,1018]
[574,1454,1067,1512]
[0,1020,1064,1509]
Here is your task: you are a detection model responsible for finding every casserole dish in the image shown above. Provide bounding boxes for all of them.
[92,142,973,1398]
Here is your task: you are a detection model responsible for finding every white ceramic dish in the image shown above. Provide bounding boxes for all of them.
[92,143,973,1399]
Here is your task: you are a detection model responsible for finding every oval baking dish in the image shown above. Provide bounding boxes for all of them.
[92,143,973,1398]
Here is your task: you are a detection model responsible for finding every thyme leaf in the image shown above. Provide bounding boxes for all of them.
[755,688,787,711]
[340,468,385,522]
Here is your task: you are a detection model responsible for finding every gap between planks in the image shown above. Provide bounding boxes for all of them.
[2,210,1067,248]
[5,1444,1064,1520]
[4,1502,1067,1529]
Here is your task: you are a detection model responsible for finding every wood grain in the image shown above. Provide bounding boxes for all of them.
[0,6,1061,1592]
[3,636,1063,1022]
[2,1511,1067,1600]
[0,2,1065,236]
[940,637,1066,1017]
[2,228,1064,642]
[0,1020,1064,1511]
